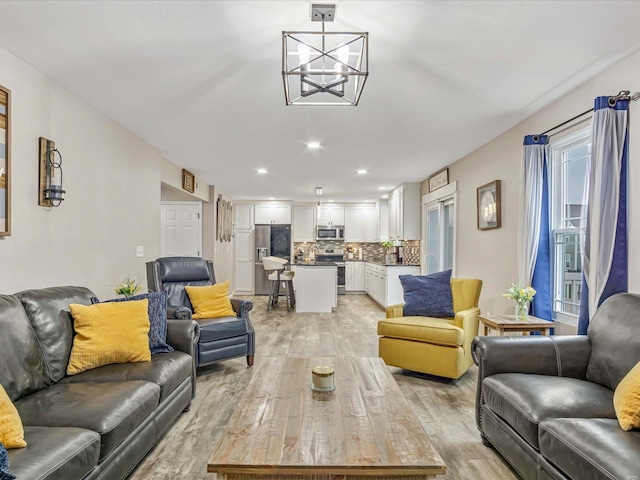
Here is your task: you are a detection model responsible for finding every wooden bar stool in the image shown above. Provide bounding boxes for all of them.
[263,257,296,312]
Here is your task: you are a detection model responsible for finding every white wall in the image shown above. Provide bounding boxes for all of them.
[0,45,199,299]
[210,187,234,287]
[421,48,640,334]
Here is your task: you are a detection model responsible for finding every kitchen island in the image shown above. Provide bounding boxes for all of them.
[292,262,337,313]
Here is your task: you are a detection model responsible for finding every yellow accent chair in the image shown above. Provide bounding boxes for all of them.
[377,278,482,379]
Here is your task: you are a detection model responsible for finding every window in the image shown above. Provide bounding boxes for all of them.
[421,183,456,275]
[549,129,590,324]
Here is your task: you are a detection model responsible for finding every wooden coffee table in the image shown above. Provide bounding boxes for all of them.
[479,314,555,336]
[208,356,446,479]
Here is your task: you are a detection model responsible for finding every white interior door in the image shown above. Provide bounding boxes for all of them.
[161,202,202,257]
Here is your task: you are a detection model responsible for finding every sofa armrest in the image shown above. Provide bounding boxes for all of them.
[386,304,404,318]
[472,335,591,432]
[230,298,255,357]
[166,319,200,399]
[167,305,192,320]
[230,298,253,319]
[454,307,480,370]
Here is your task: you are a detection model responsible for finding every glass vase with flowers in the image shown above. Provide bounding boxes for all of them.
[503,284,536,319]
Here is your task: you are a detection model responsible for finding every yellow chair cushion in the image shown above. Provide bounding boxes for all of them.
[614,360,640,431]
[0,384,26,448]
[67,300,151,375]
[377,317,462,347]
[185,281,235,319]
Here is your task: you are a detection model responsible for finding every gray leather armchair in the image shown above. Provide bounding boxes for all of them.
[146,257,255,368]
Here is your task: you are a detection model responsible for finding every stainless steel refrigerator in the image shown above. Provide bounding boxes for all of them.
[254,224,291,295]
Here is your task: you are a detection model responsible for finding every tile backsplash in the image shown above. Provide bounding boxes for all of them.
[293,240,420,265]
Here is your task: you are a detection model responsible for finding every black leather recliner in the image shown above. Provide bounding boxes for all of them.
[146,257,255,368]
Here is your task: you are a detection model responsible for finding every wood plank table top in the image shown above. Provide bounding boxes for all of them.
[208,356,446,479]
[479,314,555,336]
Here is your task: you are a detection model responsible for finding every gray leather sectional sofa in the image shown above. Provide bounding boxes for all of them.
[1,286,199,480]
[472,293,640,480]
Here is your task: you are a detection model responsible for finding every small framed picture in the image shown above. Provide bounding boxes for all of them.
[428,167,449,192]
[477,180,501,230]
[182,169,195,193]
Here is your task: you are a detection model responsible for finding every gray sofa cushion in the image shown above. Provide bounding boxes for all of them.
[539,418,640,480]
[8,426,99,480]
[586,293,640,391]
[0,295,49,401]
[483,373,615,449]
[59,351,191,402]
[15,381,159,461]
[16,287,95,383]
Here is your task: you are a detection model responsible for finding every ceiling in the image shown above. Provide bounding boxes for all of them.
[1,1,640,202]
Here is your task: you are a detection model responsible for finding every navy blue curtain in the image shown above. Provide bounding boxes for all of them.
[577,96,629,334]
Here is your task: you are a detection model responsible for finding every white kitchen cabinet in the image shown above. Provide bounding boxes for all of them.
[293,206,316,242]
[233,204,254,229]
[345,205,378,242]
[365,262,420,307]
[345,261,366,292]
[317,206,344,226]
[378,201,389,241]
[388,183,421,240]
[233,228,254,293]
[363,206,377,242]
[255,204,292,224]
[344,207,364,242]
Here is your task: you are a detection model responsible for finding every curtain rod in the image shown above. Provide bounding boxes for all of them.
[534,90,640,140]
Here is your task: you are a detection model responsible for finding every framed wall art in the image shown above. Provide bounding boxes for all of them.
[477,180,501,230]
[428,167,449,193]
[0,84,10,236]
[182,169,195,193]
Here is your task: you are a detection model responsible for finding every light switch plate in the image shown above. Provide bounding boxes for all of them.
[136,246,144,258]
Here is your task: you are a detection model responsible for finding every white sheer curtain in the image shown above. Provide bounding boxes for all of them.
[517,136,547,286]
[581,97,628,323]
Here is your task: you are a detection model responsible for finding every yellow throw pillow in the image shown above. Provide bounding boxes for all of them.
[614,360,640,431]
[0,384,26,448]
[67,300,151,375]
[185,282,236,319]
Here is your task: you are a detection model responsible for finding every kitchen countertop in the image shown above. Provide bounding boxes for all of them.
[292,260,339,266]
[294,259,419,267]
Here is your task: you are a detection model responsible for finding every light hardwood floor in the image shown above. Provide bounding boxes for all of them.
[130,294,518,480]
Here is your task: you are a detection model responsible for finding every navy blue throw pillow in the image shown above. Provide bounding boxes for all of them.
[400,270,454,317]
[0,442,15,480]
[91,292,174,354]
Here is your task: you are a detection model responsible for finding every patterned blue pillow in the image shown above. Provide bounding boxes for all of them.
[0,442,15,480]
[400,270,454,317]
[91,292,174,354]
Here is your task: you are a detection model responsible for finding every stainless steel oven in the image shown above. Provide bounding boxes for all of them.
[316,249,346,295]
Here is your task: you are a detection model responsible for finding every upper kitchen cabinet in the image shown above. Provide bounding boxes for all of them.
[344,207,365,242]
[345,205,379,242]
[293,206,316,242]
[388,183,420,240]
[255,204,292,225]
[234,204,254,229]
[317,206,345,226]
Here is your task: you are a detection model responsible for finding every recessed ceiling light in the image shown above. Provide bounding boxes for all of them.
[269,197,275,200]
[381,194,389,199]
[357,169,368,175]
[307,142,321,149]
[256,168,268,174]
[378,186,387,190]
[327,200,334,203]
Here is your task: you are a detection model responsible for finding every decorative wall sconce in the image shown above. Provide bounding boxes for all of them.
[39,137,65,207]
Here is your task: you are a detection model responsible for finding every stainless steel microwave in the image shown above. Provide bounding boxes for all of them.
[316,226,344,241]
